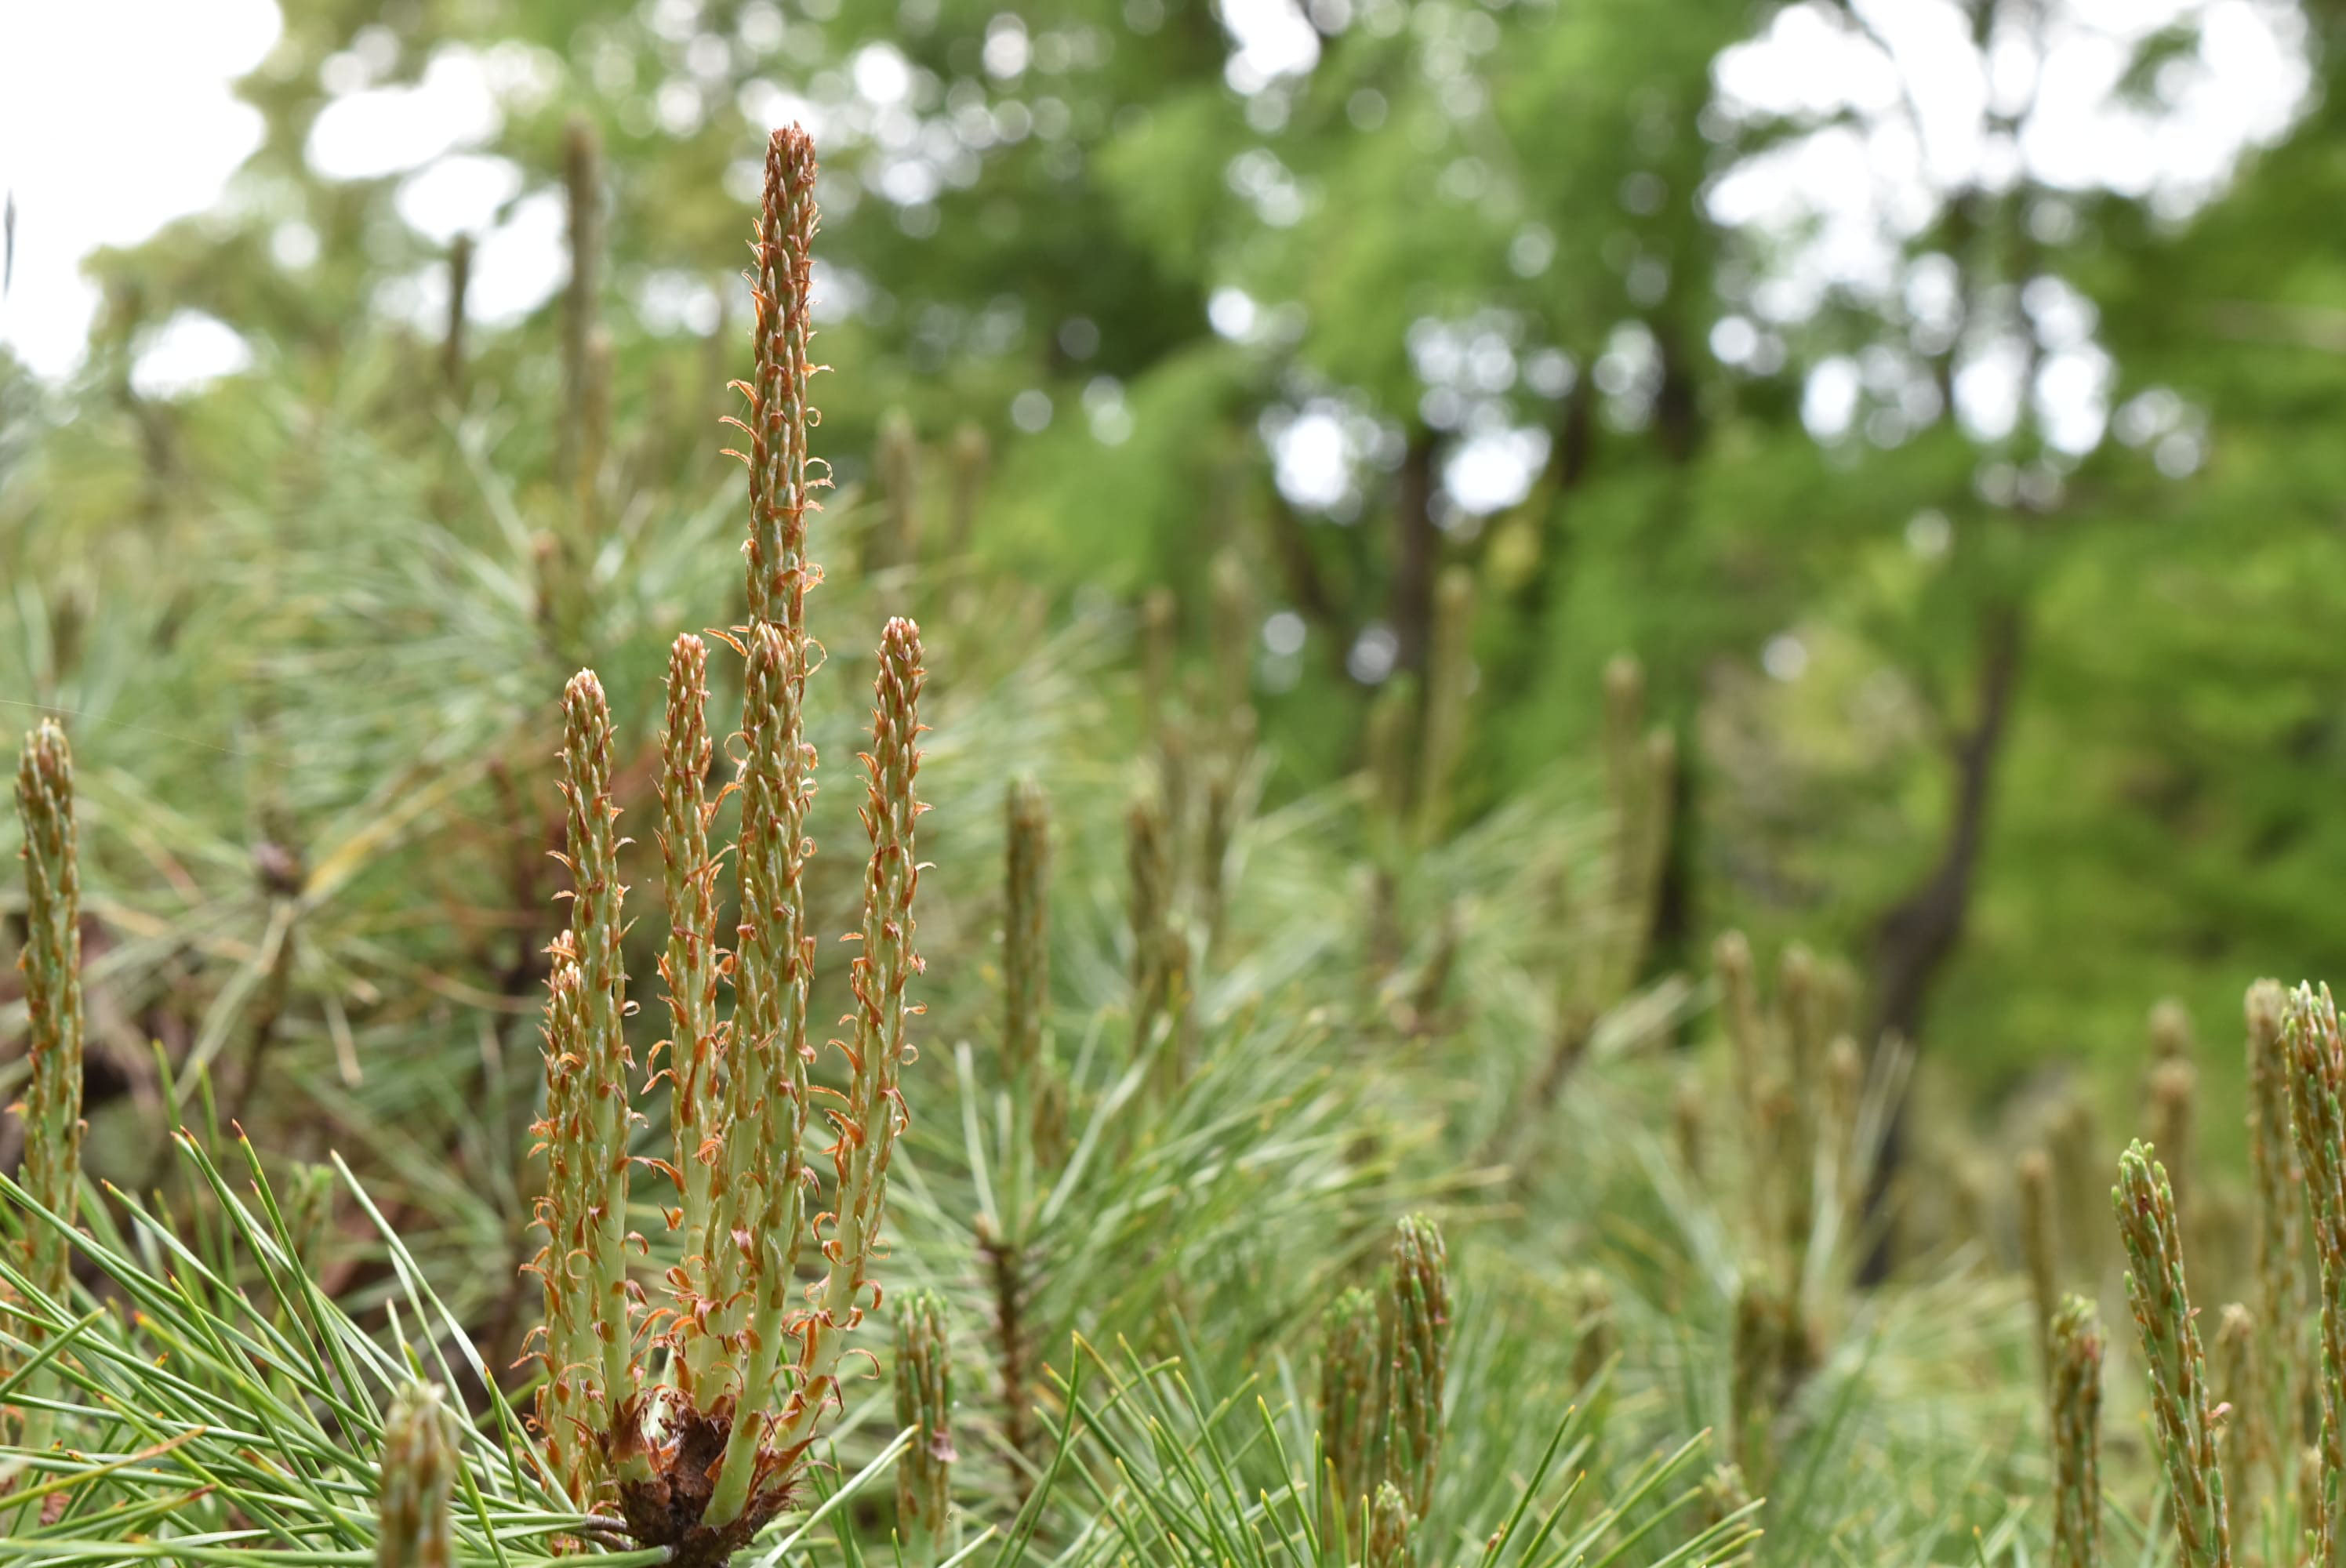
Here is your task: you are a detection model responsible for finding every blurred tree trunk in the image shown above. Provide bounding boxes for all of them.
[1262,492,1354,680]
[1648,720,1700,978]
[1392,428,1440,679]
[1552,374,1597,491]
[1651,321,1703,465]
[1861,598,2025,1280]
[1870,598,2025,1046]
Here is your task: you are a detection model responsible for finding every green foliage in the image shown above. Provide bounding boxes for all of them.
[0,1135,626,1566]
[18,5,2346,1565]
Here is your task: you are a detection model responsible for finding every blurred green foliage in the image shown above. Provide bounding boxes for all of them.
[9,0,2346,1165]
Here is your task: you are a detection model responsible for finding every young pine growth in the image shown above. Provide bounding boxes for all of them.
[1728,1279,1784,1487]
[704,615,927,1534]
[9,720,82,1460]
[13,720,83,1305]
[968,778,1060,1492]
[518,126,934,1568]
[2315,1446,2333,1548]
[681,108,831,1431]
[2114,1140,2231,1568]
[1317,1218,1453,1536]
[1126,790,1189,1090]
[894,1290,955,1539]
[2243,978,2304,1501]
[2214,1304,2263,1534]
[376,1382,459,1568]
[2285,982,2346,1566]
[1320,1287,1382,1519]
[561,670,641,1446]
[1126,790,1172,977]
[1776,946,1821,1282]
[283,1160,338,1278]
[658,634,723,1308]
[2152,996,2194,1063]
[818,615,929,1365]
[1367,1481,1414,1568]
[1382,1214,1451,1519]
[2047,1294,2103,1568]
[1699,1465,1756,1556]
[1709,931,1858,1298]
[517,677,645,1500]
[528,947,604,1504]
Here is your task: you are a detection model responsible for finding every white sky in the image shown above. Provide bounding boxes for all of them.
[0,0,281,377]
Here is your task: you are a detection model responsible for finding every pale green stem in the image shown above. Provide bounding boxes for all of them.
[560,670,640,1446]
[657,633,722,1393]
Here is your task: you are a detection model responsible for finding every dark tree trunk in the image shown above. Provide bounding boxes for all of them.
[1648,720,1700,975]
[1262,493,1353,678]
[1390,428,1440,679]
[1552,374,1596,492]
[1489,378,1599,708]
[1651,321,1703,465]
[1868,601,2025,1047]
[1861,600,2025,1280]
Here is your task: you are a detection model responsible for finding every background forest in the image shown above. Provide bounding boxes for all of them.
[2,0,2344,1563]
[16,0,2346,1126]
